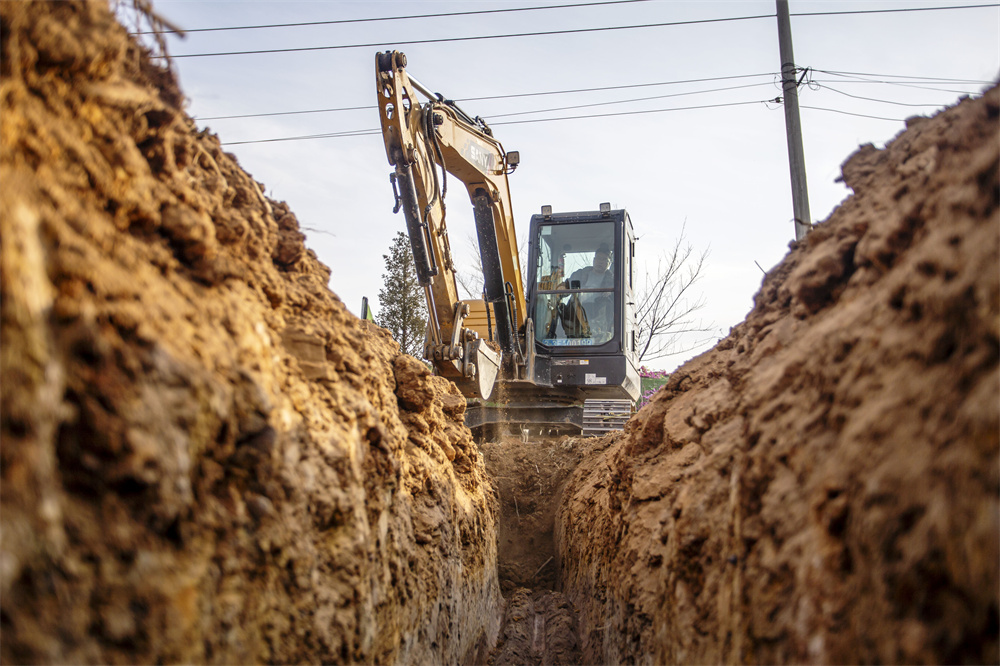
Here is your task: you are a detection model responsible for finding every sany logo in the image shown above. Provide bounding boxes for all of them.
[462,140,495,173]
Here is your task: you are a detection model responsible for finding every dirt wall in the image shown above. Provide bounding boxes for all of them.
[0,2,500,663]
[558,88,999,664]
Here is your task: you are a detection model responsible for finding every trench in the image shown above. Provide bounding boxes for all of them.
[479,435,589,666]
[2,3,998,664]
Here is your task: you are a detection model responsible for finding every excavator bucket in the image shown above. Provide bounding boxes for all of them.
[464,338,500,401]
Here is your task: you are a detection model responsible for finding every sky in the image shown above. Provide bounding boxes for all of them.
[122,0,999,371]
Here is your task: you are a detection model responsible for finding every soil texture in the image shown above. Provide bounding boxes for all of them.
[1,2,500,663]
[491,588,582,666]
[482,435,587,593]
[482,435,593,665]
[558,87,1000,665]
[2,2,998,665]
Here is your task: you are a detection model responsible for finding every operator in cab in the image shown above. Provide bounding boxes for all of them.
[567,244,613,341]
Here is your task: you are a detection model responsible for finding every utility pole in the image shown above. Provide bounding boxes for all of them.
[776,0,811,241]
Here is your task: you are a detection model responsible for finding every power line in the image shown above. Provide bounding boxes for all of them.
[220,98,770,145]
[224,128,382,146]
[209,73,988,143]
[812,78,991,94]
[459,73,776,102]
[814,68,994,84]
[221,79,976,145]
[493,99,768,125]
[196,72,776,121]
[811,69,995,95]
[204,67,990,144]
[816,83,957,107]
[143,1,1000,39]
[221,85,965,145]
[800,105,902,122]
[485,82,777,120]
[161,4,999,59]
[199,105,372,121]
[792,3,997,18]
[134,0,655,35]
[164,14,774,59]
[197,69,987,123]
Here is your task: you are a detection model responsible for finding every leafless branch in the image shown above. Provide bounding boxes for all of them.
[635,221,713,362]
[113,0,185,68]
[454,230,528,300]
[302,226,336,238]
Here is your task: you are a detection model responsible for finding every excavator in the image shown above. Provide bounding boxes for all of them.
[376,51,640,438]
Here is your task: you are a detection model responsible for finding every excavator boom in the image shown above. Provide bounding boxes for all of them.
[376,51,524,399]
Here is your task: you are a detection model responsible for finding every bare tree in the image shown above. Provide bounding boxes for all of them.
[112,0,186,66]
[635,224,714,363]
[454,232,485,300]
[454,231,528,300]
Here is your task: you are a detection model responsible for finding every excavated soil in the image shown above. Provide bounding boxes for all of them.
[1,2,501,663]
[558,87,1000,664]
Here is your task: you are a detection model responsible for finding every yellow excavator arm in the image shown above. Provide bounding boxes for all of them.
[376,51,526,399]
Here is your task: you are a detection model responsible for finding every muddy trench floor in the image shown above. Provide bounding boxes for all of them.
[481,434,599,666]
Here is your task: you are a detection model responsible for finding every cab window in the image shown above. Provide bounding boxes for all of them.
[534,221,615,346]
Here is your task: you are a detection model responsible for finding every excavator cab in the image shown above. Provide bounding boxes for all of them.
[465,203,641,439]
[523,204,641,408]
[535,236,614,345]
